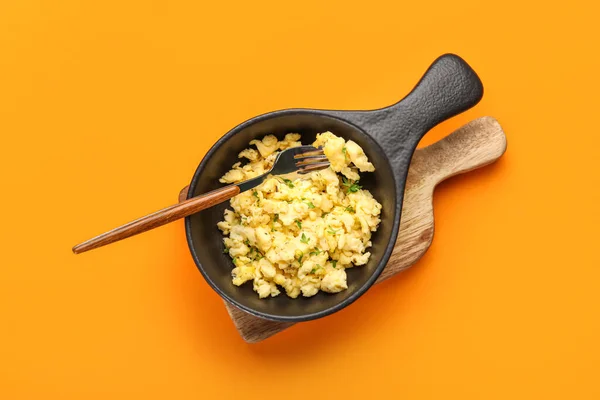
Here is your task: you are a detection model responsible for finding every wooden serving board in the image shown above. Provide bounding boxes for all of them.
[179,116,507,343]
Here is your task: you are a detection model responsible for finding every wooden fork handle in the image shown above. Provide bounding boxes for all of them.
[72,185,240,254]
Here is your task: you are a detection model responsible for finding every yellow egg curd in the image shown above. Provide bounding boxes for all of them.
[217,132,382,298]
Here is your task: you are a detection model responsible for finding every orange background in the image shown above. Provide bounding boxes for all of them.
[1,1,599,398]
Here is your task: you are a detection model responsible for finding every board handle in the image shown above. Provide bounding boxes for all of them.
[419,116,507,185]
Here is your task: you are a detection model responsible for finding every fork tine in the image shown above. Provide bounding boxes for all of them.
[292,145,320,152]
[293,149,324,159]
[295,156,329,166]
[270,146,329,176]
[297,161,330,174]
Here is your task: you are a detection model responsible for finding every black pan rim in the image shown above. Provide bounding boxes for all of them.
[184,108,401,322]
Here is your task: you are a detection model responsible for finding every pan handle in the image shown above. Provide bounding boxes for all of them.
[328,54,483,170]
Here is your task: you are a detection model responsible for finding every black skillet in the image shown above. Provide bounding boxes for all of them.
[185,53,483,322]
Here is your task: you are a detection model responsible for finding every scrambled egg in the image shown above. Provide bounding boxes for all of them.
[217,132,382,298]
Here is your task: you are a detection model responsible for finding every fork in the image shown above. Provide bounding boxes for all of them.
[72,145,329,254]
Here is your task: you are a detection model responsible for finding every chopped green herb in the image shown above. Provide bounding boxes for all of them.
[309,248,321,256]
[300,233,309,244]
[310,268,316,274]
[281,178,294,188]
[332,260,337,269]
[345,206,355,213]
[342,177,362,193]
[244,239,250,246]
[326,226,338,235]
[232,258,238,265]
[306,201,315,209]
[311,264,323,274]
[342,146,348,160]
[295,219,302,229]
[297,252,304,264]
[286,200,293,204]
[223,247,229,254]
[252,190,258,199]
[273,214,279,222]
[349,184,361,193]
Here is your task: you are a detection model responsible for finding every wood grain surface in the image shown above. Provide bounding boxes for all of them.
[179,116,507,342]
[73,185,240,254]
